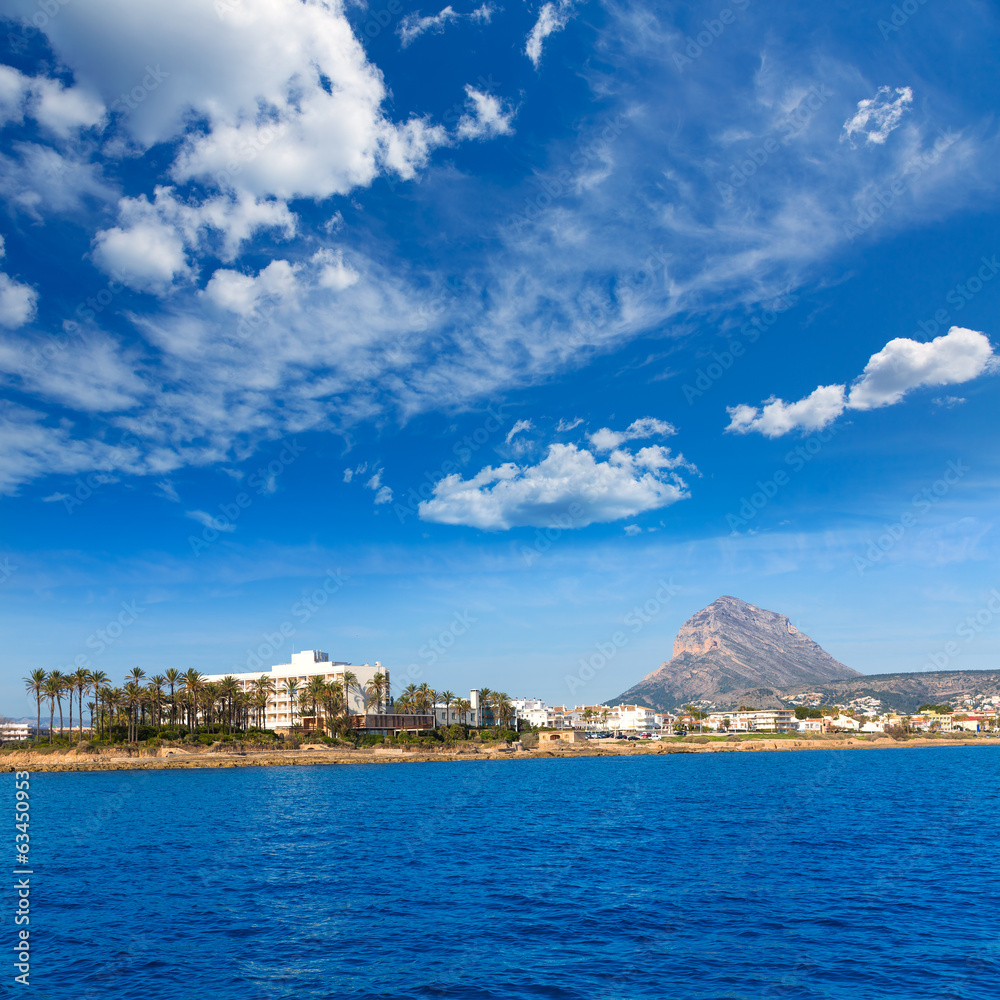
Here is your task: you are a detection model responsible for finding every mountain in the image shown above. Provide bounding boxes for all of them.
[612,595,859,711]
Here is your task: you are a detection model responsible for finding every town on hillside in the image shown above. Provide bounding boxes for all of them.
[7,649,1000,746]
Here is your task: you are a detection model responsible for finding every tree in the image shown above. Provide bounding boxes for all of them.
[48,670,66,742]
[478,687,493,729]
[164,668,180,727]
[89,671,109,739]
[322,680,343,737]
[24,669,47,744]
[282,677,300,730]
[454,698,472,725]
[341,670,358,716]
[440,690,455,727]
[73,668,91,742]
[367,673,388,714]
[254,676,275,729]
[182,669,203,733]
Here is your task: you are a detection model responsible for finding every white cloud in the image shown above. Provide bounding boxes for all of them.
[727,328,996,436]
[155,479,180,502]
[398,6,460,46]
[203,260,299,316]
[41,492,69,503]
[398,4,495,47]
[842,86,913,146]
[623,523,642,535]
[725,385,847,438]
[589,416,676,452]
[356,465,393,505]
[343,468,354,483]
[556,417,583,432]
[92,216,190,294]
[505,419,533,444]
[312,248,359,292]
[525,1,579,68]
[418,441,692,530]
[0,238,38,329]
[92,186,296,293]
[185,509,236,532]
[456,86,514,141]
[847,327,996,410]
[0,65,104,136]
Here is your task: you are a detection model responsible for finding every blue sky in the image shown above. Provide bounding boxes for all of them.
[2,0,999,715]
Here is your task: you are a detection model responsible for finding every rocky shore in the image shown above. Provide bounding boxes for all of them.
[3,735,997,773]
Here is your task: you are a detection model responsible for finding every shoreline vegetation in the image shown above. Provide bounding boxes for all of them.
[4,732,998,773]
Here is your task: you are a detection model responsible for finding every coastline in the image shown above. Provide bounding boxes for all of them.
[4,735,999,773]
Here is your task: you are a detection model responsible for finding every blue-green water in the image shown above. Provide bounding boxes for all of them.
[15,748,1000,998]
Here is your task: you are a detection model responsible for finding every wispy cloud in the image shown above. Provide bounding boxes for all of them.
[842,86,913,146]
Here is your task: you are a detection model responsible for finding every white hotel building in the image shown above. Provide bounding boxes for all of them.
[202,650,388,732]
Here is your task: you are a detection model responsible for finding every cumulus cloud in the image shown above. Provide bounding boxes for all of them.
[842,85,913,146]
[418,441,693,530]
[727,328,996,437]
[847,327,996,409]
[525,0,579,68]
[0,64,104,136]
[588,416,676,452]
[92,186,296,293]
[0,238,38,329]
[725,385,847,438]
[456,86,514,141]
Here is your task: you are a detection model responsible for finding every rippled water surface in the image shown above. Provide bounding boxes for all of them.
[21,747,1000,999]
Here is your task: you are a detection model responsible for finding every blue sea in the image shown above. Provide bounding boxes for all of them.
[18,748,1000,999]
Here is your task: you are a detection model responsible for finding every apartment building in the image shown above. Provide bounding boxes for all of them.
[202,650,388,732]
[706,709,796,733]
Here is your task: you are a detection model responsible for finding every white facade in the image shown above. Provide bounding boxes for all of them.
[202,650,388,731]
[706,710,796,733]
[0,721,31,740]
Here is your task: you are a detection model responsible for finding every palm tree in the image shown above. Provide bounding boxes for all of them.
[440,690,455,728]
[341,670,358,716]
[493,692,512,732]
[454,698,472,726]
[149,675,166,731]
[89,671,109,738]
[401,683,418,712]
[282,677,300,731]
[48,670,66,742]
[367,672,388,714]
[254,676,275,729]
[164,668,180,727]
[182,669,203,734]
[417,683,435,723]
[477,687,493,729]
[322,680,344,737]
[305,675,326,733]
[124,682,142,742]
[72,668,91,742]
[23,669,47,745]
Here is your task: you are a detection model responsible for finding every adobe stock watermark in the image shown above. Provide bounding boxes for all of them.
[682,294,798,404]
[109,66,169,118]
[508,113,630,235]
[565,579,680,697]
[671,0,751,72]
[912,255,1000,341]
[232,569,348,672]
[188,438,305,554]
[923,589,1000,671]
[854,459,968,575]
[416,610,478,668]
[844,130,958,242]
[715,86,833,199]
[877,0,933,41]
[726,426,837,532]
[393,405,508,524]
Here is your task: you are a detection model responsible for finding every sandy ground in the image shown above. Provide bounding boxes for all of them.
[3,735,998,773]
